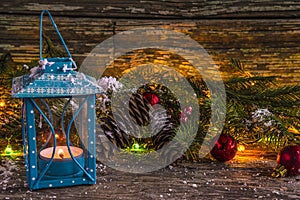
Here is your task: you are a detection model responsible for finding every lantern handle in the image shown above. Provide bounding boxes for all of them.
[39,10,72,60]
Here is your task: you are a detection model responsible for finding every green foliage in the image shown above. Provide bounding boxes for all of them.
[223,59,300,149]
[2,32,300,159]
[98,58,300,162]
[42,34,67,58]
[0,85,22,145]
[0,53,23,146]
[0,35,68,149]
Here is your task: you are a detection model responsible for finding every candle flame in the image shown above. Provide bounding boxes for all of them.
[58,148,64,159]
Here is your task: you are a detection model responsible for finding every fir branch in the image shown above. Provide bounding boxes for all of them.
[222,58,300,148]
[230,58,245,73]
[42,33,66,58]
[0,53,12,74]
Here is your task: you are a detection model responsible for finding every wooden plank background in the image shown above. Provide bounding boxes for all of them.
[0,0,300,83]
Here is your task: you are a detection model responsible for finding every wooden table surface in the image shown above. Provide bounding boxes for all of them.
[1,148,299,200]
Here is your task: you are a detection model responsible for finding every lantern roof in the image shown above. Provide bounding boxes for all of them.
[12,58,103,98]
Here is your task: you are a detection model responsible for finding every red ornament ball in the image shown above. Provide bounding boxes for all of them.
[143,92,159,106]
[277,145,300,176]
[183,105,193,115]
[210,134,237,162]
[179,112,188,123]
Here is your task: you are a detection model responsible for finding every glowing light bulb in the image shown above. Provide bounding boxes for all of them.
[0,100,5,107]
[133,143,140,151]
[4,144,13,155]
[238,144,245,152]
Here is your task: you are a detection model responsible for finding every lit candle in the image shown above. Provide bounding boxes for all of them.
[58,148,64,159]
[40,146,83,160]
[39,146,84,177]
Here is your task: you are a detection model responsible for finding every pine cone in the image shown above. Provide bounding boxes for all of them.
[99,92,176,152]
[129,93,151,126]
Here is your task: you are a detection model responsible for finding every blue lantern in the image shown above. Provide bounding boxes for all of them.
[12,10,103,190]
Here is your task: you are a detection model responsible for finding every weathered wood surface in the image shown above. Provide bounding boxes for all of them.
[1,1,300,83]
[1,149,300,200]
[1,14,300,82]
[1,0,300,19]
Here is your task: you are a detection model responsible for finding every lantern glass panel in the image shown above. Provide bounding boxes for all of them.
[20,95,97,190]
[34,98,80,149]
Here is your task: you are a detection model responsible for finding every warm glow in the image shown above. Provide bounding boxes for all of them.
[288,126,299,134]
[238,144,246,152]
[40,146,83,160]
[55,134,59,139]
[58,148,64,159]
[0,100,5,107]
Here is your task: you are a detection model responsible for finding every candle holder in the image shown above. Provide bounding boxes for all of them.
[12,10,103,190]
[39,146,84,177]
